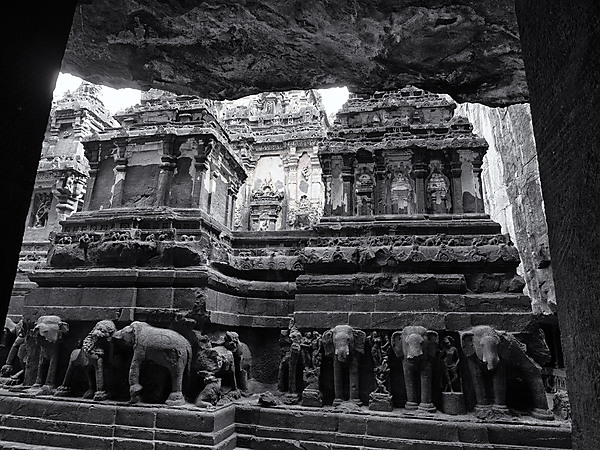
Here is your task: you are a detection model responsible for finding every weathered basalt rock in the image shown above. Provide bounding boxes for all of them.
[63,1,525,106]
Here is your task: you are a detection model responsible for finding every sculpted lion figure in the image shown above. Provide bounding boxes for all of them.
[55,320,116,401]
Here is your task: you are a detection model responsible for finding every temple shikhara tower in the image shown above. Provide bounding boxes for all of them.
[0,86,570,450]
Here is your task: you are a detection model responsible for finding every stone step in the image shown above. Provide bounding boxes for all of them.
[0,426,237,450]
[235,405,572,450]
[0,441,79,450]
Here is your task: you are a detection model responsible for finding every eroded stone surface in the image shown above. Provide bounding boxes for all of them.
[63,1,526,106]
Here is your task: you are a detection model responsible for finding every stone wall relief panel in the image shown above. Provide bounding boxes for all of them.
[249,156,285,230]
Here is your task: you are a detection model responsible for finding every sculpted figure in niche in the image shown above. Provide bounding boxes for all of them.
[440,336,461,392]
[460,325,553,420]
[112,321,191,406]
[426,161,451,214]
[278,325,303,395]
[389,166,415,214]
[322,325,366,405]
[33,193,52,228]
[27,315,69,395]
[391,326,438,412]
[55,320,116,401]
[193,332,238,407]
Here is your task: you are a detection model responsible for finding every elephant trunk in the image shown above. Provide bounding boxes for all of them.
[480,336,500,370]
[406,333,424,359]
[336,346,349,363]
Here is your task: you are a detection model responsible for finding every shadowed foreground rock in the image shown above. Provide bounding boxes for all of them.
[63,0,526,106]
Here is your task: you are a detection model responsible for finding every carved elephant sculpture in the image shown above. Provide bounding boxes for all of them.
[322,325,366,405]
[29,315,69,394]
[461,325,553,420]
[391,326,438,412]
[55,320,116,401]
[113,321,191,406]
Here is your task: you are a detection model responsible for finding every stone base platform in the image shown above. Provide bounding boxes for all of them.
[0,392,571,450]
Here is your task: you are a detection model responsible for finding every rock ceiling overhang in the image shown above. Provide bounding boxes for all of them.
[64,0,526,107]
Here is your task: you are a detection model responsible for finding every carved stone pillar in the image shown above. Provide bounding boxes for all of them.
[83,162,98,211]
[156,155,177,207]
[413,162,429,214]
[450,161,464,214]
[191,137,212,210]
[472,158,485,213]
[112,156,128,207]
[82,140,100,211]
[155,135,182,207]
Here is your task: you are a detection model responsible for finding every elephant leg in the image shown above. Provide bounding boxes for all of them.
[278,357,289,392]
[83,364,96,399]
[93,358,108,401]
[419,360,435,412]
[333,361,344,404]
[402,360,418,409]
[467,358,488,407]
[128,354,143,404]
[166,358,186,406]
[492,364,507,411]
[511,352,553,420]
[45,350,59,389]
[33,355,47,387]
[348,358,360,404]
[289,351,300,393]
[55,357,77,397]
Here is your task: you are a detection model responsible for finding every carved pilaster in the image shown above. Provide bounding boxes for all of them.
[155,134,182,207]
[450,161,464,214]
[413,162,429,214]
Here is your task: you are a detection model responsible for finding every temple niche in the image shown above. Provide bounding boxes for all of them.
[321,87,486,218]
[219,90,328,231]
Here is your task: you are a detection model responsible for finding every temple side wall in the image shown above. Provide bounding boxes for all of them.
[456,103,556,315]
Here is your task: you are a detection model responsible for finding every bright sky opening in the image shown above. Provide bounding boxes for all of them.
[53,73,349,118]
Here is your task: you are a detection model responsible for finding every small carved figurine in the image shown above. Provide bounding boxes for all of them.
[1,320,26,386]
[277,324,303,394]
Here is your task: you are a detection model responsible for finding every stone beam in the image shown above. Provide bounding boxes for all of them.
[515,1,600,448]
[62,0,526,106]
[0,3,78,330]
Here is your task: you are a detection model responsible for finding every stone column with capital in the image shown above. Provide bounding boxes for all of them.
[472,157,485,213]
[450,160,464,214]
[413,162,429,214]
[155,135,182,207]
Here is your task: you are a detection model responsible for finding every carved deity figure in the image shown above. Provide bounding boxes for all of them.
[426,165,451,214]
[33,194,52,228]
[278,325,303,395]
[389,167,415,214]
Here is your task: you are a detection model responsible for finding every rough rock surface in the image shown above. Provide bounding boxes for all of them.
[63,0,526,106]
[456,102,556,315]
